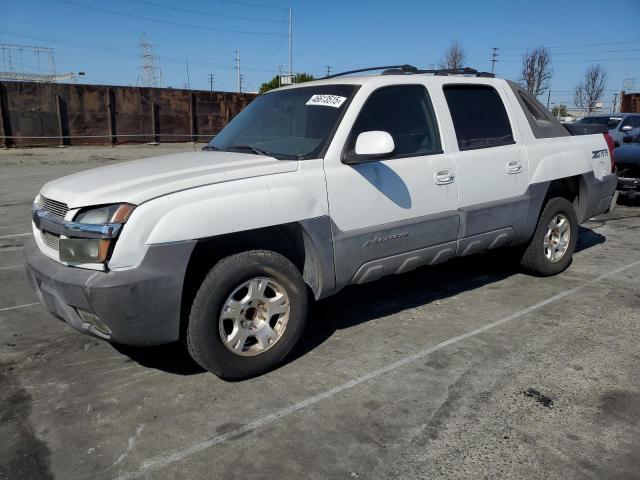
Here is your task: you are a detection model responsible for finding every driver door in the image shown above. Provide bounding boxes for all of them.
[323,83,459,287]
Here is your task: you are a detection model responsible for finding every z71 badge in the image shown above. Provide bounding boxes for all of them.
[592,149,608,159]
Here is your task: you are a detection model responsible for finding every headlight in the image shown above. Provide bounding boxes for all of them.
[59,203,136,264]
[59,238,111,263]
[74,203,135,224]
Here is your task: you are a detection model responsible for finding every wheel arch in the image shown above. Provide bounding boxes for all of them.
[531,174,593,234]
[179,218,335,338]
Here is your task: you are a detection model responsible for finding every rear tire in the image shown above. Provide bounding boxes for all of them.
[186,250,308,380]
[520,197,578,276]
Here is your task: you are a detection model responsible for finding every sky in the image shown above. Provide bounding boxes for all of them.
[1,0,639,110]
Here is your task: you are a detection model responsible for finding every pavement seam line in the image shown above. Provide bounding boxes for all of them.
[0,232,31,239]
[117,258,640,480]
[0,265,24,270]
[0,302,40,313]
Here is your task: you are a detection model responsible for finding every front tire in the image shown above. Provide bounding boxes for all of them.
[520,197,578,276]
[186,250,308,380]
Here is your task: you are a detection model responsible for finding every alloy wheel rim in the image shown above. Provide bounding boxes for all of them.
[543,213,571,263]
[219,277,290,356]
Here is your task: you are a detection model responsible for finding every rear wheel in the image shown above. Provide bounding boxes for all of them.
[186,250,308,380]
[520,197,578,276]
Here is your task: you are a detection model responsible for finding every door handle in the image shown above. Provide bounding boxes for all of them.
[435,169,456,185]
[506,160,522,174]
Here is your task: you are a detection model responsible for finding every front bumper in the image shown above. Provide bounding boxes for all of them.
[24,237,196,346]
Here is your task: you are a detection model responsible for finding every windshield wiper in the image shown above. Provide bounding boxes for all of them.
[202,145,219,151]
[231,144,272,156]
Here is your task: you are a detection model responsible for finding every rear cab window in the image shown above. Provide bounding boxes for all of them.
[443,84,515,151]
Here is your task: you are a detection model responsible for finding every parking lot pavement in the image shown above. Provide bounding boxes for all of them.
[1,148,639,479]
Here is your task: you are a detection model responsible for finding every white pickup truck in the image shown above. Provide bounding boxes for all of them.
[25,65,617,379]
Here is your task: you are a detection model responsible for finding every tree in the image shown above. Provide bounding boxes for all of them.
[551,104,568,118]
[519,47,552,97]
[439,41,466,70]
[574,64,607,114]
[259,73,315,93]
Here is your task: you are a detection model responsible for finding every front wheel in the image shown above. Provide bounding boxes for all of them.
[520,197,578,276]
[186,250,308,380]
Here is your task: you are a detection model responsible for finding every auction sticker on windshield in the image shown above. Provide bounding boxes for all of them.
[306,94,347,108]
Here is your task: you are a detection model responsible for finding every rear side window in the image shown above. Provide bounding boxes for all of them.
[443,85,514,151]
[511,84,569,139]
[346,85,442,159]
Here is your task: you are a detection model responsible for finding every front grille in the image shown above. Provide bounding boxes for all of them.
[42,231,60,252]
[616,163,640,179]
[38,196,69,220]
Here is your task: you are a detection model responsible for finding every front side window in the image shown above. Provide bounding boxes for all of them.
[209,84,358,159]
[345,85,442,159]
[620,117,633,129]
[443,85,515,151]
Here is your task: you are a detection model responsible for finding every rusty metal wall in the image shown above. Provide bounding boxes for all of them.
[0,81,256,147]
[620,93,640,114]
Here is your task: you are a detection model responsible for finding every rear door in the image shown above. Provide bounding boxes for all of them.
[441,83,529,255]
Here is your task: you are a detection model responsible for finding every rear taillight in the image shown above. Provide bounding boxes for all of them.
[604,132,616,172]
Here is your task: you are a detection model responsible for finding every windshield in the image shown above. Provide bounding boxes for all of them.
[578,116,622,129]
[208,84,358,159]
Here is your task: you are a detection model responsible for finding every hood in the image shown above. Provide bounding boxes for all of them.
[40,151,299,208]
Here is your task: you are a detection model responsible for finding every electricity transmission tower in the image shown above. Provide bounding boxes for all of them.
[137,33,161,88]
[0,43,79,82]
[490,47,499,74]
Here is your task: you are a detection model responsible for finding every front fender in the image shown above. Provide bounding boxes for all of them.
[109,161,328,269]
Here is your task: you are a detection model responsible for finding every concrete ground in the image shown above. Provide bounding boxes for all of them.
[1,146,639,480]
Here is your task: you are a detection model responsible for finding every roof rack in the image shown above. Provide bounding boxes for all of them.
[323,64,495,79]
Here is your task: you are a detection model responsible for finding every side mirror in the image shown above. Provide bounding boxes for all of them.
[343,131,395,164]
[621,125,633,131]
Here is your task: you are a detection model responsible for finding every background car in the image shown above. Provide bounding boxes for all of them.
[615,132,640,200]
[578,113,640,146]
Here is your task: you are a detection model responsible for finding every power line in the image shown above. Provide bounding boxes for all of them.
[200,0,288,10]
[499,57,640,63]
[52,0,288,36]
[500,40,640,51]
[499,48,640,59]
[0,30,278,73]
[128,0,286,23]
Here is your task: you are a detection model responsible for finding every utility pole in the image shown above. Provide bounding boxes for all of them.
[208,73,214,93]
[325,65,332,77]
[288,7,293,77]
[235,49,241,93]
[490,47,499,74]
[239,74,244,93]
[546,90,551,109]
[185,59,191,91]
